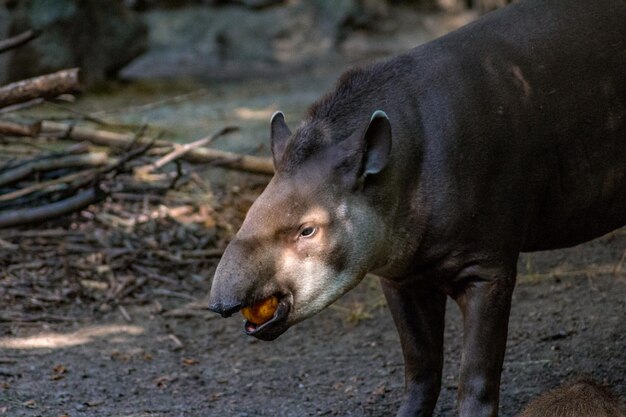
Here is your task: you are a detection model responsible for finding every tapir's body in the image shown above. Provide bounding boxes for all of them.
[311,0,626,268]
[209,0,626,416]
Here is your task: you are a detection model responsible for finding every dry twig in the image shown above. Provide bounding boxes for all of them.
[135,126,239,175]
[0,152,107,187]
[0,29,41,54]
[0,187,100,228]
[0,98,45,114]
[0,169,94,202]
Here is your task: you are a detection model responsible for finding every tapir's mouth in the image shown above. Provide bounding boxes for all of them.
[243,297,291,341]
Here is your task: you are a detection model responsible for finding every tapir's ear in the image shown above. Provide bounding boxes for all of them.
[361,110,392,177]
[270,111,292,167]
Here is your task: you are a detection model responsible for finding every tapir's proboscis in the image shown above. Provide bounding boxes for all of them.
[208,0,626,415]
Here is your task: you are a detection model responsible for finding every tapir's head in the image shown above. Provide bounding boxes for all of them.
[208,110,393,340]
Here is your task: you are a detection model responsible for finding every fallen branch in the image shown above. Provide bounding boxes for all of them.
[136,126,239,175]
[0,98,44,114]
[0,152,107,187]
[40,121,275,175]
[0,187,100,228]
[0,139,153,205]
[0,29,41,54]
[40,120,167,147]
[0,141,90,172]
[176,146,274,174]
[0,68,82,109]
[0,120,41,137]
[0,169,94,202]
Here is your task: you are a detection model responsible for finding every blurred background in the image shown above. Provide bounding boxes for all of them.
[0,0,514,163]
[0,0,520,174]
[0,0,513,85]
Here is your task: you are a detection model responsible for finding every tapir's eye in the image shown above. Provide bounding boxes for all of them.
[299,226,317,238]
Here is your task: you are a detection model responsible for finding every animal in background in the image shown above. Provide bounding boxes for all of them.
[519,379,625,417]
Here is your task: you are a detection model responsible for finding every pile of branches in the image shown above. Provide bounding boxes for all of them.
[0,30,273,229]
[0,111,243,228]
[0,125,149,229]
[0,127,267,320]
[0,30,271,319]
[0,186,259,322]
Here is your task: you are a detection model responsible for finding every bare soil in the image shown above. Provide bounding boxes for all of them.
[1,205,624,417]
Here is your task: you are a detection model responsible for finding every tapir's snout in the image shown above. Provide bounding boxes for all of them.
[207,240,252,316]
[207,238,291,339]
[207,300,242,318]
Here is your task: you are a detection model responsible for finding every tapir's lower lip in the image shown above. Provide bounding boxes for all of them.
[243,298,290,341]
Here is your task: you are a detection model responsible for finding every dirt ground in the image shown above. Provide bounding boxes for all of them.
[1,10,625,417]
[1,198,624,417]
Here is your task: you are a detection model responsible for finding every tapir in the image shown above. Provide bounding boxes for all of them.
[208,0,626,415]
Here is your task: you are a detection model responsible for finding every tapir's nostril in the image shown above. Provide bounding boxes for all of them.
[208,301,242,318]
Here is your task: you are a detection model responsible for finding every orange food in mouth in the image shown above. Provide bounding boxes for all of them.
[241,296,278,325]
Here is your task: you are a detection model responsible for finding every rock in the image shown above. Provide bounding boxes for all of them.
[1,0,148,85]
[120,0,387,80]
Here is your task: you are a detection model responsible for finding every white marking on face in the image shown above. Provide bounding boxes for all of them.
[278,251,337,319]
[272,203,372,323]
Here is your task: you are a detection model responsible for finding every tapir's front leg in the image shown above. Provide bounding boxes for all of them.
[381,278,447,417]
[452,269,516,417]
